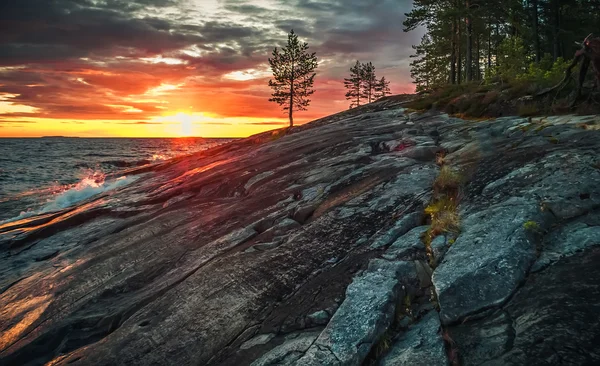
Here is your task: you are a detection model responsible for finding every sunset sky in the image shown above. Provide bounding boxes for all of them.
[0,0,422,138]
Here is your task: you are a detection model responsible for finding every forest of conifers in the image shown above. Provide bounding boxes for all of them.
[404,0,600,92]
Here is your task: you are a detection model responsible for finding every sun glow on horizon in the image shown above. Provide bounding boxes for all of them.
[147,111,289,137]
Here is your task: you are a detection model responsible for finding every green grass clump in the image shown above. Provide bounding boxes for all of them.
[523,220,540,232]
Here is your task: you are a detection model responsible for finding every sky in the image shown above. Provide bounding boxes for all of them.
[0,0,423,138]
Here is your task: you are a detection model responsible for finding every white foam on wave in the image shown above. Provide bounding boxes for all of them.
[0,172,138,225]
[42,175,137,212]
[152,154,169,161]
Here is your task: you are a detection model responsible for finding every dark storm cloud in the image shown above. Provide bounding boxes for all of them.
[0,0,270,66]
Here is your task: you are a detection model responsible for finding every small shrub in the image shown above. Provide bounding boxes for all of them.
[406,97,433,111]
[482,90,500,105]
[497,36,528,80]
[506,80,535,99]
[518,104,540,117]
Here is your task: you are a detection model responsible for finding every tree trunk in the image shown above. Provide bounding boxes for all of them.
[487,18,492,73]
[476,31,481,80]
[532,0,540,62]
[458,19,462,84]
[451,17,457,84]
[553,0,560,61]
[289,58,294,127]
[466,0,473,82]
[495,23,500,69]
[356,79,360,108]
[288,93,293,127]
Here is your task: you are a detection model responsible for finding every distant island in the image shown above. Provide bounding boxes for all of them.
[40,136,80,138]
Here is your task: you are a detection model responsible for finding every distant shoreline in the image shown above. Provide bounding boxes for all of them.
[0,136,240,139]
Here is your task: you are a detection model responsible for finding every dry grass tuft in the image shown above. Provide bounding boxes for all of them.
[371,331,393,360]
[433,166,463,192]
[426,196,461,237]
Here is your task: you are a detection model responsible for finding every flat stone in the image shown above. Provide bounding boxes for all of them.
[307,310,330,326]
[250,331,321,366]
[240,333,276,350]
[370,212,424,249]
[532,219,600,272]
[432,198,547,324]
[294,260,410,365]
[382,225,429,260]
[380,311,448,366]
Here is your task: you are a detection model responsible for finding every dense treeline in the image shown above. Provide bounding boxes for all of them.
[404,0,600,92]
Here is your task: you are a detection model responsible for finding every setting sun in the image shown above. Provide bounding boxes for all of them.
[0,0,414,139]
[172,113,193,136]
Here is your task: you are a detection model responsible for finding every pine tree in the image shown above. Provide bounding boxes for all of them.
[344,60,363,108]
[404,0,600,89]
[374,76,391,100]
[268,30,318,127]
[360,62,377,104]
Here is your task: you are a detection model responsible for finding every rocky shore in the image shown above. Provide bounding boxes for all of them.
[1,98,599,365]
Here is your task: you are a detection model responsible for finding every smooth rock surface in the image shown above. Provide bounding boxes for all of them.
[1,97,599,366]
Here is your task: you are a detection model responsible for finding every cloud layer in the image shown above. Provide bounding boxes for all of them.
[0,0,421,135]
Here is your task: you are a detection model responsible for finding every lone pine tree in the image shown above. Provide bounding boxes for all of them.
[268,30,318,127]
[361,62,377,104]
[344,60,363,108]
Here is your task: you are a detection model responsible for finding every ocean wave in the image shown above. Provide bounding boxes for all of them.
[0,172,138,224]
[42,174,136,212]
[152,154,169,161]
